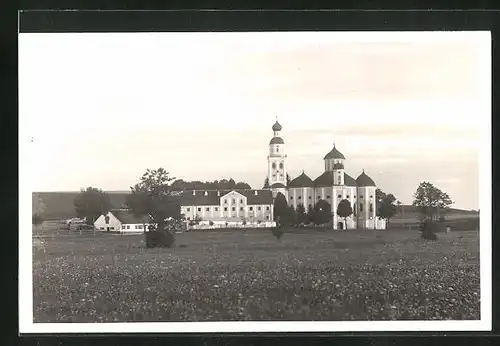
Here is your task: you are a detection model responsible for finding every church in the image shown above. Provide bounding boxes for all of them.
[267,120,386,230]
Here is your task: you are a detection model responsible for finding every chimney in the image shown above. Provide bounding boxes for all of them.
[204,191,208,196]
[192,190,196,196]
[254,190,258,195]
[217,191,220,196]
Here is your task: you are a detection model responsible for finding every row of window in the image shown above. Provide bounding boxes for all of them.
[271,162,284,169]
[121,224,145,230]
[186,206,271,212]
[289,194,373,200]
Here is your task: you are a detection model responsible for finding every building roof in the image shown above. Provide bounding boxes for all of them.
[288,172,314,187]
[111,210,152,224]
[313,171,358,187]
[269,136,285,145]
[270,183,286,188]
[323,144,346,160]
[179,189,273,206]
[272,121,282,132]
[356,171,376,187]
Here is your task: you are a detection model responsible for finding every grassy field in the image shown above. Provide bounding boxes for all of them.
[32,227,480,322]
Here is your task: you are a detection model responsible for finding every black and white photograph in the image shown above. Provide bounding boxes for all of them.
[19,29,491,333]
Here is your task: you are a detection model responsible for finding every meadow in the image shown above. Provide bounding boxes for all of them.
[32,224,480,323]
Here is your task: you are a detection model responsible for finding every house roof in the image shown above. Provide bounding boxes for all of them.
[269,137,285,145]
[179,189,273,206]
[356,171,376,187]
[313,171,358,187]
[111,210,152,224]
[288,172,314,187]
[323,144,346,160]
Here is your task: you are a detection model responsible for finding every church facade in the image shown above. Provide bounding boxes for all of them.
[267,120,386,230]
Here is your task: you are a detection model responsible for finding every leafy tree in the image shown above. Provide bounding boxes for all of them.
[313,199,332,225]
[306,204,314,224]
[287,205,298,227]
[171,178,251,191]
[235,182,252,189]
[74,187,112,225]
[126,168,180,248]
[376,188,398,228]
[263,177,270,189]
[273,192,289,227]
[336,199,353,230]
[296,204,307,225]
[412,181,453,223]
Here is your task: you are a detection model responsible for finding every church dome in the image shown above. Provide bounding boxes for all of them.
[356,171,376,187]
[272,121,282,132]
[323,144,346,160]
[269,136,285,145]
[288,172,314,187]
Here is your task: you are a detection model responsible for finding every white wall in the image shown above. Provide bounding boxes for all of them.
[94,211,121,231]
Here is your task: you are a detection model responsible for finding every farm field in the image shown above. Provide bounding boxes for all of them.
[32,227,480,322]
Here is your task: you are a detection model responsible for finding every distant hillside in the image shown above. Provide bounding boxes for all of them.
[33,191,480,221]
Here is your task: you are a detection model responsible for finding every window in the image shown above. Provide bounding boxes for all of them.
[326,195,331,199]
[354,204,357,216]
[105,216,110,224]
[187,207,191,212]
[266,215,270,220]
[370,195,373,198]
[232,207,236,211]
[138,225,143,229]
[266,206,270,211]
[100,227,104,230]
[197,207,201,212]
[110,227,114,230]
[279,162,284,169]
[249,207,253,211]
[276,146,280,152]
[360,195,364,199]
[206,207,210,211]
[135,225,142,229]
[232,198,235,204]
[215,207,218,211]
[317,196,320,199]
[122,225,126,229]
[354,195,357,199]
[224,199,227,204]
[309,196,312,199]
[346,195,350,198]
[258,207,262,211]
[187,217,191,220]
[290,196,293,200]
[126,225,130,229]
[338,194,342,198]
[298,196,302,200]
[272,162,276,169]
[360,203,364,212]
[240,207,244,211]
[369,204,373,212]
[224,207,228,212]
[240,199,243,204]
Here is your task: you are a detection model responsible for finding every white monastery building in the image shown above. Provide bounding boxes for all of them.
[267,120,386,230]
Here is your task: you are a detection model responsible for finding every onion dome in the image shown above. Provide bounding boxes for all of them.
[333,162,344,170]
[272,121,282,132]
[356,170,376,187]
[288,171,314,188]
[271,182,286,188]
[269,136,285,145]
[323,144,346,160]
[314,171,358,187]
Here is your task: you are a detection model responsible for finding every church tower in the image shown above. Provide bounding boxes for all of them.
[268,119,287,197]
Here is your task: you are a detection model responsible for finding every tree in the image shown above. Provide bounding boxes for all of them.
[313,199,332,225]
[336,199,353,230]
[296,204,307,225]
[396,200,402,214]
[32,195,45,227]
[273,192,289,227]
[126,168,180,248]
[376,188,398,228]
[235,182,251,189]
[263,177,270,189]
[306,204,314,224]
[32,213,44,226]
[412,181,453,223]
[286,173,292,186]
[74,187,112,225]
[287,205,298,227]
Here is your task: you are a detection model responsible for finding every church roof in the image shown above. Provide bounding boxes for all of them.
[313,171,357,187]
[272,121,282,132]
[288,172,314,187]
[356,171,376,187]
[270,183,286,188]
[179,189,273,206]
[323,144,346,160]
[269,137,285,145]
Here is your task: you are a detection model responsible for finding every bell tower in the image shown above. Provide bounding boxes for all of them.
[267,118,287,193]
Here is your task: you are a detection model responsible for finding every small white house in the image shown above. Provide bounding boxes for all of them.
[94,210,152,233]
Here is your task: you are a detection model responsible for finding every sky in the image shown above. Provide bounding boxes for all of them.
[19,31,490,210]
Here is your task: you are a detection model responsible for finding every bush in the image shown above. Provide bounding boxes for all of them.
[209,220,214,226]
[420,219,438,240]
[271,227,284,241]
[145,230,175,248]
